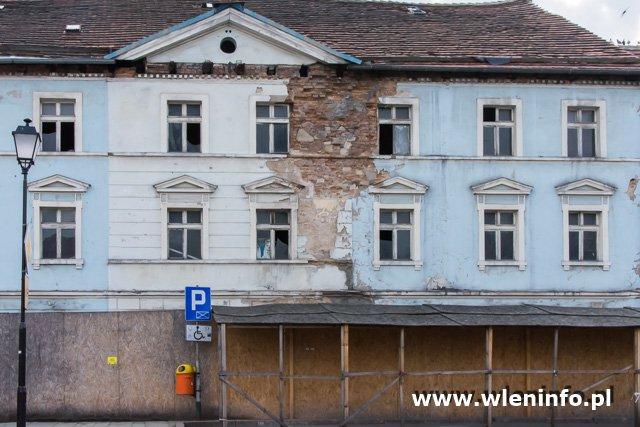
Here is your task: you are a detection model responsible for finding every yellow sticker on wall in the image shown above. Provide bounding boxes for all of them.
[107,356,118,365]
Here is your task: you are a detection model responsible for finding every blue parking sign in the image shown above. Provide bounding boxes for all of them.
[185,286,211,321]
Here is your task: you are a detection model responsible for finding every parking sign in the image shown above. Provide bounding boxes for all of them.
[185,286,211,321]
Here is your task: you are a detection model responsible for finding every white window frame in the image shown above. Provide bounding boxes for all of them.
[473,178,531,271]
[249,94,288,154]
[378,96,420,156]
[556,178,613,270]
[476,98,523,157]
[28,175,89,269]
[166,102,203,153]
[370,177,427,270]
[160,94,209,153]
[255,209,293,260]
[561,100,606,158]
[33,92,83,152]
[166,208,205,260]
[244,176,301,261]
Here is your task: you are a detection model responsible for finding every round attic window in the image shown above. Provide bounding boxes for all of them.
[220,37,237,54]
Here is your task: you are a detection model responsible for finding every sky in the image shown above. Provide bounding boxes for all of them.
[407,0,640,44]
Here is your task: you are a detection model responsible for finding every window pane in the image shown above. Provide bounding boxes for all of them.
[568,109,578,124]
[186,123,201,153]
[569,212,580,225]
[567,128,578,157]
[396,211,411,224]
[484,231,496,260]
[569,231,580,261]
[168,123,183,152]
[498,108,513,122]
[483,107,496,122]
[256,123,270,154]
[41,102,56,116]
[256,230,271,259]
[256,105,270,118]
[186,104,200,117]
[60,122,75,152]
[483,126,495,156]
[582,129,596,157]
[60,208,75,223]
[168,229,184,259]
[379,230,393,260]
[581,109,595,124]
[582,213,597,226]
[273,123,288,153]
[168,210,183,224]
[60,103,74,116]
[60,229,75,259]
[500,231,514,260]
[186,229,202,260]
[379,124,393,155]
[380,210,393,224]
[393,124,411,155]
[42,229,57,259]
[274,230,289,260]
[256,210,270,225]
[498,127,512,156]
[583,231,598,261]
[499,212,514,225]
[273,105,288,118]
[484,211,496,225]
[42,122,57,152]
[273,210,289,225]
[186,210,201,224]
[395,106,410,120]
[378,107,392,120]
[41,208,57,223]
[168,104,182,117]
[397,229,411,260]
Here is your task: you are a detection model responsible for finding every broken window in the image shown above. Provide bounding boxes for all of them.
[568,211,599,261]
[482,106,514,156]
[167,102,202,153]
[167,209,202,260]
[378,105,412,155]
[256,104,289,154]
[567,107,598,158]
[40,100,76,152]
[483,211,516,261]
[379,209,412,261]
[256,209,290,260]
[40,207,76,259]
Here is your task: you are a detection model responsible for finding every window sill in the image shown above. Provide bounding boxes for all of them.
[33,258,84,269]
[109,259,308,265]
[478,261,526,271]
[374,260,422,271]
[562,261,610,271]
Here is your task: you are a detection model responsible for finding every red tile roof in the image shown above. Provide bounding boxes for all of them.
[0,0,637,69]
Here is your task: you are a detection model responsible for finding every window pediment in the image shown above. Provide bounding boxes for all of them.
[369,177,427,194]
[243,176,303,194]
[555,178,615,196]
[154,175,217,194]
[28,175,90,193]
[472,177,532,196]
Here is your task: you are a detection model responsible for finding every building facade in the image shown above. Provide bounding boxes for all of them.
[1,0,640,424]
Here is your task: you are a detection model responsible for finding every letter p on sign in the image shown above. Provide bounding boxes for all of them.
[185,286,211,321]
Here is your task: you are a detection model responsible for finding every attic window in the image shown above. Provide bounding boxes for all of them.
[201,2,214,8]
[220,37,237,54]
[407,6,426,15]
[65,24,81,33]
[0,5,5,10]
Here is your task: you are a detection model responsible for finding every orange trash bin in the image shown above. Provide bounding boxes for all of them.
[175,363,196,396]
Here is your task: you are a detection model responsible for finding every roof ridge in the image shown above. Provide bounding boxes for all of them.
[333,0,527,7]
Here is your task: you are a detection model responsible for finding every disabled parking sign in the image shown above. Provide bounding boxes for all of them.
[185,286,211,321]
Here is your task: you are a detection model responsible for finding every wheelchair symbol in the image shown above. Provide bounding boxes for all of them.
[193,328,205,341]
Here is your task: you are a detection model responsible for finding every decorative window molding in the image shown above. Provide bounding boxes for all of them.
[28,175,90,269]
[561,100,606,158]
[476,98,523,157]
[472,177,532,271]
[556,178,614,270]
[154,175,216,260]
[160,94,209,153]
[249,94,288,154]
[33,92,83,152]
[369,176,427,270]
[378,96,420,156]
[243,176,303,260]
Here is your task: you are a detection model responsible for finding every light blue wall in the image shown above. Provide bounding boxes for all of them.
[353,83,640,301]
[0,78,108,311]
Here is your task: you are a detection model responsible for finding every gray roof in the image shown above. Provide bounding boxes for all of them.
[212,303,640,328]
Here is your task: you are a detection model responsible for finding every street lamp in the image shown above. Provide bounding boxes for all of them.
[12,118,40,427]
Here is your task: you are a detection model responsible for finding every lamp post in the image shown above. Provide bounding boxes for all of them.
[12,118,41,427]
